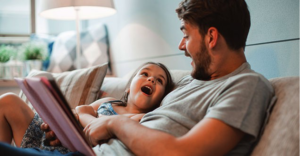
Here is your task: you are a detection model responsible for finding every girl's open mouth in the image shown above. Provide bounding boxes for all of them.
[141,86,153,95]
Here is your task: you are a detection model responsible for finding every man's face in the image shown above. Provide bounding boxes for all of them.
[178,20,212,80]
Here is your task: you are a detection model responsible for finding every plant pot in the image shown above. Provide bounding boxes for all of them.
[0,63,5,79]
[5,60,23,79]
[24,60,43,76]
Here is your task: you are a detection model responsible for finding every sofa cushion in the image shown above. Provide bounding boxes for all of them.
[47,24,109,73]
[250,77,299,156]
[98,70,191,99]
[19,63,108,110]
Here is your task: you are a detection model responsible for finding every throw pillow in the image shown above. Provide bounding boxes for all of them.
[47,24,109,73]
[19,63,108,110]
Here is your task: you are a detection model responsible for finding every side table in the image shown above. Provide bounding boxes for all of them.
[0,79,20,95]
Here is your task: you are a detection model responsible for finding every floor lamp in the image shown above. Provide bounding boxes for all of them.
[39,0,116,69]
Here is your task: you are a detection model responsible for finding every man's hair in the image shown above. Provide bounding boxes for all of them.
[176,0,251,50]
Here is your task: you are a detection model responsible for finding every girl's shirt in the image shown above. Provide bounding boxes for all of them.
[97,100,123,116]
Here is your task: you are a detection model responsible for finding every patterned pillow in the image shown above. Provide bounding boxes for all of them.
[47,24,109,73]
[19,63,108,110]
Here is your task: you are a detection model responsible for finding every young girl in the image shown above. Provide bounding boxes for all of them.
[0,62,174,154]
[75,62,174,128]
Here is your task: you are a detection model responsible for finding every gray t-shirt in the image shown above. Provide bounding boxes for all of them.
[93,63,275,156]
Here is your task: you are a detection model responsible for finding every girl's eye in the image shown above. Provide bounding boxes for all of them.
[157,79,163,84]
[141,72,148,76]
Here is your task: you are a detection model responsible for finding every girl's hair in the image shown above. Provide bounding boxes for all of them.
[120,62,174,106]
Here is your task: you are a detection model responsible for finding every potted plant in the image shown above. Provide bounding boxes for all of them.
[0,45,16,78]
[19,41,48,76]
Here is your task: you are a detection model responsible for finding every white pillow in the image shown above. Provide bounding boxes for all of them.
[98,70,191,99]
[20,63,108,110]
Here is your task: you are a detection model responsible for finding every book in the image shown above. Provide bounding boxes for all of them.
[15,77,95,156]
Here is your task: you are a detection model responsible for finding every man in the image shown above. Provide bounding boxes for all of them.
[0,0,274,155]
[80,0,274,155]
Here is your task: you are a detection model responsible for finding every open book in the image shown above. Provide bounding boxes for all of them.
[15,77,95,156]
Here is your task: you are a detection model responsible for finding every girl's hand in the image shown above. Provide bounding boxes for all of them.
[40,123,61,146]
[75,105,97,117]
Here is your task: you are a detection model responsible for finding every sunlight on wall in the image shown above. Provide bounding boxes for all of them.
[112,23,173,62]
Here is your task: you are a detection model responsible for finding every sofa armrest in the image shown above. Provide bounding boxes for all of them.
[251,77,299,156]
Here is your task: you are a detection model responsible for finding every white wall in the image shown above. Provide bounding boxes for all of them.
[87,0,299,79]
[88,0,186,77]
[32,0,299,79]
[245,0,299,79]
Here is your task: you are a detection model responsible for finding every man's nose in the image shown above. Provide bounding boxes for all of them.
[178,38,186,51]
[147,77,156,84]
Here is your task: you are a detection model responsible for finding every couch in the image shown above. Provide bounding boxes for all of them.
[20,64,299,155]
[250,77,299,156]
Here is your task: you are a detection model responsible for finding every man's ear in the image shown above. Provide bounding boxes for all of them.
[207,27,219,49]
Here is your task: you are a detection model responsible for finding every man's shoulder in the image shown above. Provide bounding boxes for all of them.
[231,71,265,80]
[175,75,193,86]
[227,70,274,92]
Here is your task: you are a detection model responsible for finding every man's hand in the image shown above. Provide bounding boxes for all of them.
[40,109,80,146]
[83,115,117,146]
[40,123,61,146]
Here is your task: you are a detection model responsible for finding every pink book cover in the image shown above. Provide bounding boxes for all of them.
[15,77,95,156]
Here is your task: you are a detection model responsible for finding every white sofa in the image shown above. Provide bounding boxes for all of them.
[22,66,299,155]
[250,77,299,155]
[100,71,299,155]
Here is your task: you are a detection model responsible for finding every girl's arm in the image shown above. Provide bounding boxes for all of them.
[75,97,116,128]
[75,105,98,128]
[42,97,120,145]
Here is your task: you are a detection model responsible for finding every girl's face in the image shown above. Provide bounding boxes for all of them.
[128,64,167,113]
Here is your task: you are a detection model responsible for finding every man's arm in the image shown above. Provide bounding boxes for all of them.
[84,116,245,156]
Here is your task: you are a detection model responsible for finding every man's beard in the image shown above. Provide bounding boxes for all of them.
[191,42,211,80]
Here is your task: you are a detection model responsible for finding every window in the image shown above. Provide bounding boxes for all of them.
[0,0,34,43]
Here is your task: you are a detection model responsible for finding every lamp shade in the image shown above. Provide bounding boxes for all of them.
[40,0,116,20]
